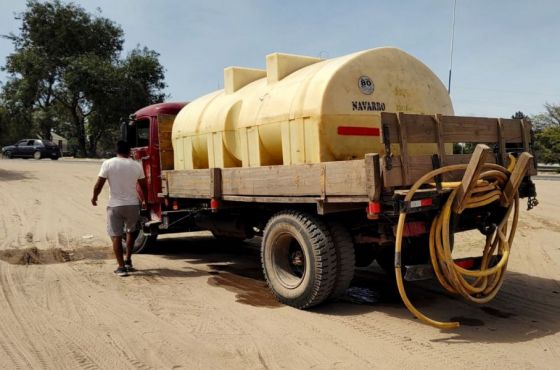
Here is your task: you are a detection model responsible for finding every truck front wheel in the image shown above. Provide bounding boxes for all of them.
[124,217,157,254]
[261,210,337,309]
[132,230,157,254]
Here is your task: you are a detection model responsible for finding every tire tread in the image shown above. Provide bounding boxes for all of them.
[327,222,356,299]
[261,210,337,309]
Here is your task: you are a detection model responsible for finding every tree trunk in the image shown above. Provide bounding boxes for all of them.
[70,105,87,157]
[41,125,52,142]
[76,128,87,157]
[87,137,98,158]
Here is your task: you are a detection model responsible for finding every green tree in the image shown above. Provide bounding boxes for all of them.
[531,103,560,130]
[0,89,34,146]
[535,127,560,164]
[82,47,166,155]
[2,1,165,156]
[531,103,560,164]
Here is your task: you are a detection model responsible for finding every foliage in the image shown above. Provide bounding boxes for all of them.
[0,90,34,146]
[531,103,560,131]
[535,126,560,164]
[530,103,560,164]
[1,0,165,156]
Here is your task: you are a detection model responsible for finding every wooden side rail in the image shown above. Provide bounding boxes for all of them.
[380,112,536,187]
[161,156,382,207]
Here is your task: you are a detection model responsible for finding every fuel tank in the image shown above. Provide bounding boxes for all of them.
[172,47,453,169]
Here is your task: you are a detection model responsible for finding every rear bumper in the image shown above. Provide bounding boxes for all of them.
[42,149,60,157]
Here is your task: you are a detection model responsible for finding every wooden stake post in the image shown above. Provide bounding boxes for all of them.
[501,152,533,207]
[453,144,491,214]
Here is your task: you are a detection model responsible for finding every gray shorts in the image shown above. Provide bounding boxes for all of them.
[106,205,140,237]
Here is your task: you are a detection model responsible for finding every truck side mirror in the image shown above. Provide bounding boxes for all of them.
[120,119,128,142]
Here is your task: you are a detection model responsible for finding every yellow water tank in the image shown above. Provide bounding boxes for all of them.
[172,47,453,170]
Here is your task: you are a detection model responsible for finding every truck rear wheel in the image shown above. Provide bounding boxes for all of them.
[327,222,355,299]
[261,210,337,309]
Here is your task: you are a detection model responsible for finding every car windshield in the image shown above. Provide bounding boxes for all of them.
[43,140,55,145]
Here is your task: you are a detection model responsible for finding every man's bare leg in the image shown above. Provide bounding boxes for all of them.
[111,236,125,268]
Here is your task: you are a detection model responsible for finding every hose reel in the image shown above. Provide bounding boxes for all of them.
[394,144,533,329]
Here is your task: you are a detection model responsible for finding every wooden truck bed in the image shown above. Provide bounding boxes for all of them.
[160,112,536,214]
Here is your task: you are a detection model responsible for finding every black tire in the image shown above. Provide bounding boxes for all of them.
[375,246,394,274]
[4,151,12,159]
[355,245,377,267]
[261,210,337,309]
[327,221,355,299]
[132,230,157,254]
[51,156,59,160]
[33,151,42,160]
[123,217,157,254]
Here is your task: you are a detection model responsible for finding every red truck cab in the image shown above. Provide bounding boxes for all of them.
[124,102,187,222]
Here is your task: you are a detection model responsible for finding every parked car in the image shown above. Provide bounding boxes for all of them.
[1,139,61,160]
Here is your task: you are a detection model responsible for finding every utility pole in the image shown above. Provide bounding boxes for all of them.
[448,0,457,95]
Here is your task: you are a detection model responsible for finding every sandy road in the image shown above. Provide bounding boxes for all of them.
[0,157,559,369]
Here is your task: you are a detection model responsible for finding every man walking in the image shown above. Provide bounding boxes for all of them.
[91,140,147,277]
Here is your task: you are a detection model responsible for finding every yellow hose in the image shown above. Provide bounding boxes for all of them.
[394,157,520,329]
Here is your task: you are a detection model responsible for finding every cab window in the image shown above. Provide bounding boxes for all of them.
[135,119,150,147]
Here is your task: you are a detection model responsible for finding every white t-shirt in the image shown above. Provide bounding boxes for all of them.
[98,157,145,207]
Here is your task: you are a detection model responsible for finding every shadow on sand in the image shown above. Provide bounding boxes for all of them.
[0,167,36,181]
[152,235,281,308]
[151,233,560,344]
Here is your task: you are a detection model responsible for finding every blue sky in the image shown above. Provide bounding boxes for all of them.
[1,0,558,117]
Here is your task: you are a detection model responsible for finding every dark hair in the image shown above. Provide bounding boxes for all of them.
[116,140,131,155]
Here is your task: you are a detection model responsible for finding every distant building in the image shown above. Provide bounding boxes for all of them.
[51,132,68,154]
[38,131,69,156]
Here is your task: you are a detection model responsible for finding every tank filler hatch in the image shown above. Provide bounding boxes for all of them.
[266,53,322,84]
[224,67,266,94]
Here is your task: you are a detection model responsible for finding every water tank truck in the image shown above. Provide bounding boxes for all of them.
[123,47,538,328]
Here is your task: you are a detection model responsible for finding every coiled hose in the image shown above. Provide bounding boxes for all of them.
[394,159,519,329]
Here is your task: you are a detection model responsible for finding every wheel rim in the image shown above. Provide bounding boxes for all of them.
[271,232,307,288]
[33,151,41,159]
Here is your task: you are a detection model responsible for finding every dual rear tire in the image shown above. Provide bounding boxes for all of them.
[261,210,355,309]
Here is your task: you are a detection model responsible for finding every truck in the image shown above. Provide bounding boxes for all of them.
[122,47,538,328]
